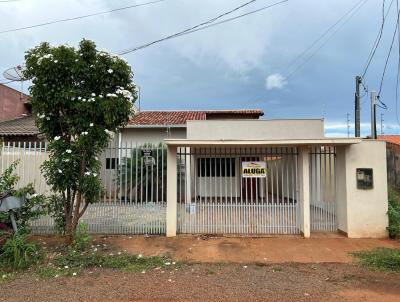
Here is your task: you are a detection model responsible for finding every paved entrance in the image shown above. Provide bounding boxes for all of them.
[87,235,400,263]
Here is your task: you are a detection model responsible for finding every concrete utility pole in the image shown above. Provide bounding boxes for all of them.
[380,113,384,135]
[355,76,362,137]
[347,113,351,138]
[371,91,377,139]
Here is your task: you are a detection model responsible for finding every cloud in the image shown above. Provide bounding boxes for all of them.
[265,73,287,90]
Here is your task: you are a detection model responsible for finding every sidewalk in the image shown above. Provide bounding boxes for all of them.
[89,234,400,263]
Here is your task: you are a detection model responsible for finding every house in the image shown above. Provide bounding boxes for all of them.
[0,116,42,143]
[1,104,388,239]
[378,135,400,188]
[0,84,42,142]
[119,109,264,145]
[162,119,388,239]
[0,84,30,122]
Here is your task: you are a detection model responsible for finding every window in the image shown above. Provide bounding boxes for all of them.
[197,158,236,177]
[106,158,119,170]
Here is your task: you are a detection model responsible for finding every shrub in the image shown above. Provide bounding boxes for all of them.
[352,248,400,273]
[0,233,44,271]
[72,223,91,251]
[388,187,400,239]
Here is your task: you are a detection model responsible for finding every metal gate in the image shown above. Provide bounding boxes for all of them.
[176,147,300,235]
[310,146,337,232]
[0,141,169,235]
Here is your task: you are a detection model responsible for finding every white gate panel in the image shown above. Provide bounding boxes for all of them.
[177,147,300,235]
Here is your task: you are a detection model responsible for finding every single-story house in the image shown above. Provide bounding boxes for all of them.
[0,106,388,239]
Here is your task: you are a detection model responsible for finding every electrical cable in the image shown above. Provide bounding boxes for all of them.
[0,0,168,35]
[361,0,395,79]
[376,6,400,110]
[284,0,367,74]
[118,0,290,55]
[395,0,400,129]
[284,0,368,80]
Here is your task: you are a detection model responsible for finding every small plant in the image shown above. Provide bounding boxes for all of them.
[72,223,91,251]
[352,248,400,273]
[0,159,47,233]
[0,233,44,271]
[388,187,400,239]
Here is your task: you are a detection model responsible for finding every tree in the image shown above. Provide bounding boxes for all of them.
[24,39,137,244]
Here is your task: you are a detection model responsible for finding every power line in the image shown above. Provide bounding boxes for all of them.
[361,0,395,79]
[284,0,368,80]
[284,0,367,74]
[118,0,290,55]
[0,0,168,35]
[376,6,400,110]
[396,0,400,129]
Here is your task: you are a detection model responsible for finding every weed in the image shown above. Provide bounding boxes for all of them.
[388,188,400,239]
[0,233,44,271]
[352,248,400,273]
[72,223,91,251]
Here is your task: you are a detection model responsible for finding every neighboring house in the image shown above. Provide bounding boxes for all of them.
[378,135,400,188]
[0,84,30,122]
[0,84,40,142]
[0,116,42,143]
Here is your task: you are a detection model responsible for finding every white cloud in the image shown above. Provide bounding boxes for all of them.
[265,73,287,90]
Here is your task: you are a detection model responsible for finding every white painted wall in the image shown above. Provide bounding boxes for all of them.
[336,140,388,238]
[121,127,186,146]
[187,119,325,140]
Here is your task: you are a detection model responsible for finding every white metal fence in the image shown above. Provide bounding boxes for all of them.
[1,141,167,235]
[176,147,300,235]
[310,146,337,232]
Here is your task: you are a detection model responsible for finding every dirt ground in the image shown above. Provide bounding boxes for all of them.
[34,234,400,263]
[1,263,400,302]
[1,235,399,302]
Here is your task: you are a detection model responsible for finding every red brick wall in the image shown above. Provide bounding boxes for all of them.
[0,84,29,122]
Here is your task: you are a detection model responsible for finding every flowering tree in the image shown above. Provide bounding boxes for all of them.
[24,39,137,244]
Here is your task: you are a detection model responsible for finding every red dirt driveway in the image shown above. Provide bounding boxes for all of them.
[45,234,400,263]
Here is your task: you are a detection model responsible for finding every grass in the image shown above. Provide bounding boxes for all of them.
[36,248,179,279]
[352,248,400,273]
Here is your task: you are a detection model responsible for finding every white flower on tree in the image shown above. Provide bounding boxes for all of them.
[107,69,113,74]
[66,149,72,154]
[54,136,61,141]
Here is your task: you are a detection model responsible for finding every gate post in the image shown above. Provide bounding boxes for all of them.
[298,146,311,238]
[166,145,177,237]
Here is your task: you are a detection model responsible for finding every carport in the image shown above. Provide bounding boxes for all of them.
[163,119,388,238]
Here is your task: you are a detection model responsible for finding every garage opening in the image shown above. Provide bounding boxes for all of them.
[176,147,300,235]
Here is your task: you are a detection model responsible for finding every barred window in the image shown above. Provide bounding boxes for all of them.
[197,158,236,177]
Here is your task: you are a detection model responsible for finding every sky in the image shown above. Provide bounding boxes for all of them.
[0,0,399,137]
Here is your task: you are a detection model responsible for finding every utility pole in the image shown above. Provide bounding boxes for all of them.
[355,75,362,137]
[347,113,351,138]
[370,91,377,139]
[380,113,384,135]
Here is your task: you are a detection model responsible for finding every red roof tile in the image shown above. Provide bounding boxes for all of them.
[378,135,400,146]
[129,111,206,126]
[128,109,264,126]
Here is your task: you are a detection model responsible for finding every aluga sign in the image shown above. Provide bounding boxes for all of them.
[242,161,267,178]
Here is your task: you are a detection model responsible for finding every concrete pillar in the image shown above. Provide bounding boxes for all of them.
[166,145,177,237]
[335,146,348,234]
[298,146,311,238]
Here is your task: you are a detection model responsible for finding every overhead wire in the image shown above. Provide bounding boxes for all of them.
[396,0,400,128]
[361,0,394,79]
[284,0,368,80]
[375,4,400,110]
[118,0,290,55]
[0,0,168,35]
[283,0,367,75]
